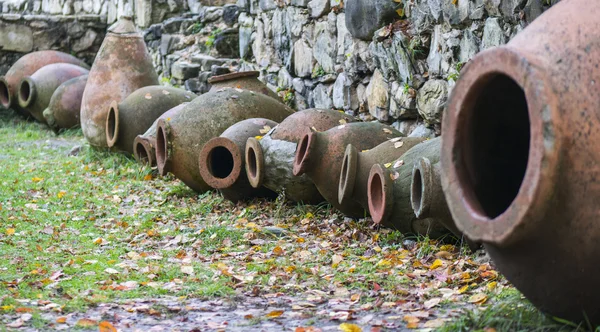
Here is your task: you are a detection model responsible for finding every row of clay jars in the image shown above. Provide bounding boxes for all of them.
[81,16,159,149]
[199,118,279,202]
[292,122,404,218]
[43,75,89,132]
[132,71,282,167]
[0,50,89,117]
[156,88,294,192]
[106,86,196,154]
[244,109,357,204]
[440,0,600,323]
[17,63,89,123]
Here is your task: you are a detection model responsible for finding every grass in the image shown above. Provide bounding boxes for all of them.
[0,110,585,331]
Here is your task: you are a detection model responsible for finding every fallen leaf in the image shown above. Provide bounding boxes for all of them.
[429,259,443,270]
[266,310,284,318]
[104,268,119,275]
[404,315,420,329]
[383,128,393,134]
[339,323,362,332]
[145,93,152,99]
[259,125,272,134]
[57,191,66,198]
[6,228,15,235]
[6,318,24,328]
[468,293,488,305]
[31,177,43,183]
[332,254,343,266]
[394,141,404,148]
[424,318,446,328]
[15,307,33,313]
[390,171,400,180]
[487,281,497,291]
[76,318,98,327]
[273,246,284,256]
[384,163,392,168]
[56,317,67,324]
[143,174,152,181]
[424,298,441,309]
[393,160,404,168]
[181,265,194,275]
[99,321,117,332]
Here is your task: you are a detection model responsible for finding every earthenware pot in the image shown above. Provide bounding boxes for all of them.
[208,71,281,102]
[43,75,88,132]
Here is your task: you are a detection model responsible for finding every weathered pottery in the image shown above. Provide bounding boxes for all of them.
[208,71,281,101]
[43,75,88,132]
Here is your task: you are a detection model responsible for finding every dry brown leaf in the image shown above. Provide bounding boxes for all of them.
[56,317,67,324]
[76,318,98,327]
[99,321,117,332]
[266,310,284,318]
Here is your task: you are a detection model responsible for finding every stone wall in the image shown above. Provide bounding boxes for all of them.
[232,0,560,136]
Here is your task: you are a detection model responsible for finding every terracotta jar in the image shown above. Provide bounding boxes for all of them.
[440,0,600,323]
[199,118,279,202]
[208,71,281,102]
[245,109,356,203]
[43,75,88,132]
[338,137,426,212]
[367,137,448,237]
[18,64,89,123]
[106,86,196,154]
[156,88,294,192]
[133,103,188,167]
[81,16,159,148]
[410,157,478,250]
[292,122,402,218]
[0,50,89,117]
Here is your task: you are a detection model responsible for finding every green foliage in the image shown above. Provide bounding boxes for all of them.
[311,65,326,78]
[205,28,222,48]
[189,22,204,34]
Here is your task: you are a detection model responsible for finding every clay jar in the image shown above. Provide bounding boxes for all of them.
[0,50,89,117]
[208,71,281,102]
[245,109,356,203]
[440,0,600,323]
[367,137,448,238]
[43,75,88,132]
[106,86,196,154]
[292,122,402,218]
[338,137,426,212]
[18,63,89,123]
[156,88,294,192]
[133,103,188,167]
[199,118,279,202]
[81,16,159,148]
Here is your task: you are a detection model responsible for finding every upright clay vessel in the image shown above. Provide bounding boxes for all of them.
[410,157,478,250]
[17,64,89,123]
[81,16,159,148]
[106,86,196,154]
[0,50,89,117]
[245,109,356,203]
[43,75,88,132]
[440,0,600,323]
[133,103,188,167]
[292,122,402,218]
[156,88,294,192]
[199,118,279,202]
[208,71,281,102]
[338,137,426,211]
[367,137,448,238]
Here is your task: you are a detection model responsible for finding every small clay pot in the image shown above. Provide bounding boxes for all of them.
[132,103,188,167]
[43,75,88,132]
[106,86,196,154]
[245,108,356,203]
[208,71,281,102]
[156,88,294,192]
[81,16,159,148]
[18,63,89,123]
[367,137,449,238]
[411,157,479,250]
[199,118,279,202]
[0,50,89,117]
[292,122,403,218]
[338,137,426,211]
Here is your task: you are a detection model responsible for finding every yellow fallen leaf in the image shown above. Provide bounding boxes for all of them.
[429,259,443,270]
[266,310,284,318]
[57,191,66,199]
[1,305,14,311]
[404,315,420,328]
[6,228,15,235]
[487,281,497,291]
[468,293,488,305]
[259,125,272,134]
[339,323,362,332]
[458,285,469,294]
[254,135,263,141]
[143,174,152,181]
[76,318,98,327]
[99,321,117,332]
[273,246,284,256]
[339,119,347,125]
[56,317,67,323]
[31,177,43,182]
[396,8,405,17]
[93,237,104,245]
[384,162,392,168]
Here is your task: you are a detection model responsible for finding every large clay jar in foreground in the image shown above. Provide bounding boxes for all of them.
[245,109,356,203]
[18,64,89,123]
[208,71,281,102]
[0,50,89,117]
[199,118,279,202]
[43,75,88,132]
[338,137,426,211]
[81,16,159,148]
[292,122,402,218]
[367,137,448,238]
[440,0,600,323]
[106,86,196,154]
[133,103,188,167]
[156,88,294,192]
